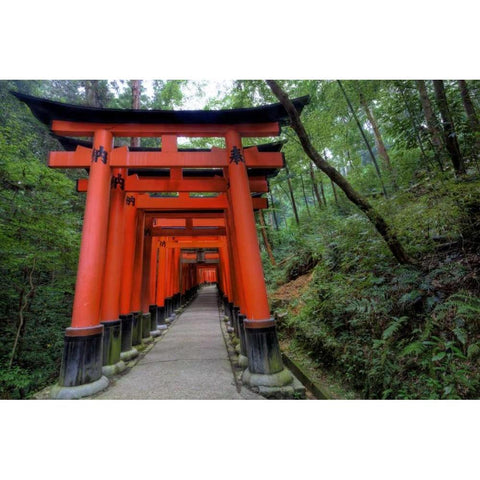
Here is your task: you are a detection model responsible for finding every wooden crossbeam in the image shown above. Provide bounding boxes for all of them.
[152,227,226,236]
[136,194,267,210]
[75,175,268,193]
[49,146,283,170]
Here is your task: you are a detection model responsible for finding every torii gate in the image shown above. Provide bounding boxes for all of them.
[13,91,309,398]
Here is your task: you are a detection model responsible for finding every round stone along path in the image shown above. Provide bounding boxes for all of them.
[93,285,262,400]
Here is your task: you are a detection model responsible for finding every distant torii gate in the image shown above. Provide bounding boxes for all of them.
[13,91,309,398]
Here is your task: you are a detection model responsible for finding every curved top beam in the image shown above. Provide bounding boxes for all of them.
[12,91,310,128]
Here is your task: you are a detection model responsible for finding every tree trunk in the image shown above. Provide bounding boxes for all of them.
[285,161,300,225]
[337,80,388,198]
[359,93,392,170]
[131,80,142,148]
[318,170,327,205]
[432,80,466,174]
[266,80,413,265]
[416,80,445,168]
[9,259,36,368]
[258,210,276,266]
[300,174,311,216]
[309,161,323,207]
[269,192,279,230]
[457,80,480,164]
[331,179,338,203]
[398,82,438,172]
[84,80,102,107]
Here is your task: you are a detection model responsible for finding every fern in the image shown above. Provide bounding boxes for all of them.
[400,341,425,357]
[467,343,480,359]
[382,316,408,340]
[448,293,480,319]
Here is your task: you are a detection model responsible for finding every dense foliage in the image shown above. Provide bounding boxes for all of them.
[1,79,479,399]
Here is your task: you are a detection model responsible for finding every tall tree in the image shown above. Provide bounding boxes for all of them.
[337,80,388,197]
[457,80,480,161]
[300,173,312,216]
[268,192,280,231]
[416,80,445,168]
[83,80,110,108]
[398,82,439,172]
[358,91,394,173]
[432,80,466,174]
[284,160,300,225]
[257,210,276,266]
[267,80,412,265]
[130,80,142,148]
[309,161,323,207]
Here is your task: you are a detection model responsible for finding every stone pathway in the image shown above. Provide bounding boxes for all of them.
[94,285,262,400]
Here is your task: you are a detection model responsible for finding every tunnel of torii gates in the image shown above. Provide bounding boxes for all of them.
[14,91,309,398]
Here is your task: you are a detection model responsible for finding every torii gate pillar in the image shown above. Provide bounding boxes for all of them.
[51,129,112,398]
[226,130,292,388]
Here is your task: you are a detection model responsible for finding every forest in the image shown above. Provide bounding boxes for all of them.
[1,79,479,399]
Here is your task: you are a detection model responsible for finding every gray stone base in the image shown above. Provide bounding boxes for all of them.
[238,354,249,368]
[120,348,138,362]
[102,360,126,377]
[242,367,293,388]
[158,324,168,330]
[49,376,109,399]
[142,336,154,345]
[150,329,162,338]
[256,376,306,399]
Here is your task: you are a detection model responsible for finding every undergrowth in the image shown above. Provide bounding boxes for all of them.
[267,175,480,399]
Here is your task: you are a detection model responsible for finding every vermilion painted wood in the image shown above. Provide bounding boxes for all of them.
[173,247,181,299]
[227,207,245,312]
[100,168,127,321]
[140,231,153,314]
[71,129,113,328]
[51,121,280,137]
[76,176,268,193]
[135,193,268,210]
[151,227,226,236]
[226,130,270,324]
[155,238,167,307]
[154,218,186,227]
[191,218,225,227]
[119,193,138,315]
[130,211,145,313]
[50,146,283,170]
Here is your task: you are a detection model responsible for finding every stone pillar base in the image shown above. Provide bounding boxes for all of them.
[150,329,162,338]
[102,360,126,377]
[238,354,249,368]
[59,325,104,387]
[101,319,122,370]
[142,336,154,345]
[241,367,293,388]
[119,313,134,353]
[120,347,138,361]
[131,311,142,347]
[141,313,152,339]
[50,375,109,399]
[244,320,285,375]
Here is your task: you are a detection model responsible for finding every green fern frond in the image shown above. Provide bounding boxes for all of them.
[467,343,480,359]
[382,316,408,340]
[400,341,425,357]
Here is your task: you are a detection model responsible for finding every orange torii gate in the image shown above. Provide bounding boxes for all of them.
[13,91,309,398]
